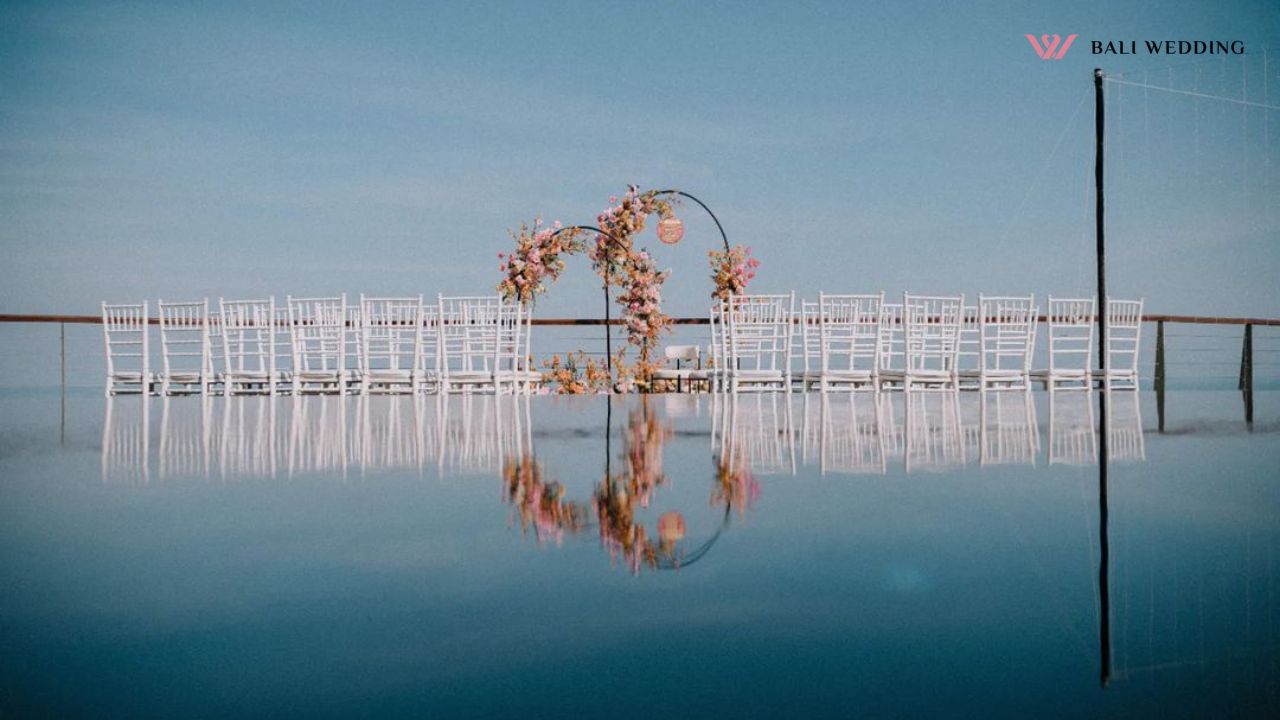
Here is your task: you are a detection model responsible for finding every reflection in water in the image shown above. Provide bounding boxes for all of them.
[1049,390,1097,465]
[501,398,749,574]
[102,396,149,484]
[108,390,1148,486]
[905,391,965,472]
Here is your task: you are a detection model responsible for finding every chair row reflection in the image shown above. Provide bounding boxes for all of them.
[103,394,532,483]
[712,389,1143,475]
[102,390,1145,483]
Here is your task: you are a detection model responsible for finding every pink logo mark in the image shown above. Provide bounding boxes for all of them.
[1025,33,1078,60]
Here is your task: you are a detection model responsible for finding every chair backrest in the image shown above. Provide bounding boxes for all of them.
[958,304,980,374]
[708,301,725,378]
[361,295,423,373]
[877,302,904,373]
[1106,298,1144,372]
[418,303,442,378]
[157,299,211,378]
[725,293,794,373]
[439,295,503,375]
[664,344,700,363]
[495,298,523,375]
[219,298,275,375]
[903,293,964,373]
[102,301,150,378]
[288,295,347,374]
[819,292,883,374]
[794,300,820,372]
[979,294,1037,372]
[273,304,293,378]
[1046,296,1095,373]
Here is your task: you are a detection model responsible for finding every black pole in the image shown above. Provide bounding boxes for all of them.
[1095,69,1108,377]
[1094,68,1112,687]
[1155,320,1166,433]
[548,225,625,380]
[652,189,731,252]
[1098,388,1112,687]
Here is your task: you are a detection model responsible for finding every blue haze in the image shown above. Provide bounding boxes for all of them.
[1,0,1278,320]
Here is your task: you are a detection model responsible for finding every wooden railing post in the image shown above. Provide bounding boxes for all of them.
[1241,323,1253,425]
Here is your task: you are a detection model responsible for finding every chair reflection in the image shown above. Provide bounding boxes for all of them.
[978,390,1039,466]
[105,389,1144,484]
[1049,390,1098,465]
[904,390,966,472]
[158,396,212,479]
[818,392,888,475]
[714,392,796,475]
[107,393,532,482]
[102,397,150,484]
[1106,390,1146,462]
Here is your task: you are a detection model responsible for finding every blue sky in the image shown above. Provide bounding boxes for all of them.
[1,0,1277,319]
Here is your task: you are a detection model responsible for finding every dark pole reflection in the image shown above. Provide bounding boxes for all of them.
[1098,389,1112,687]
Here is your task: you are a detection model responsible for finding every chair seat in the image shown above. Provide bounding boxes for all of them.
[109,371,151,382]
[162,371,204,382]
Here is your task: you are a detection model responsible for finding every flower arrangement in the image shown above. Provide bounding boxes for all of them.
[540,351,611,394]
[497,218,583,304]
[709,244,760,301]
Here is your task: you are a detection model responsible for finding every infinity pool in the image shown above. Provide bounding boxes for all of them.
[1,389,1277,718]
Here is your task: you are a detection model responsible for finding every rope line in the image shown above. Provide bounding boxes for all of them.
[1103,77,1280,111]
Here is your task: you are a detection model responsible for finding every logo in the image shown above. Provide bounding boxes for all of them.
[1026,33,1078,60]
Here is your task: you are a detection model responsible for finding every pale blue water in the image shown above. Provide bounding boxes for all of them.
[1,389,1277,718]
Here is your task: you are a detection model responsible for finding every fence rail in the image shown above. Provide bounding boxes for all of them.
[4,313,1280,327]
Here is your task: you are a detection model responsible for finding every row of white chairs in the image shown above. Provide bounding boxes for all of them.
[102,295,540,396]
[688,292,1143,393]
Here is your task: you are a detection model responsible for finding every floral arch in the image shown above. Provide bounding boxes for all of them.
[497,186,760,392]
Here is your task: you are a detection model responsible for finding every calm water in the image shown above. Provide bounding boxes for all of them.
[1,389,1277,718]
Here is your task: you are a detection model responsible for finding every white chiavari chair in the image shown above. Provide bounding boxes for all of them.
[219,298,276,396]
[651,345,702,393]
[1104,298,1144,391]
[706,301,727,392]
[792,299,821,391]
[957,304,981,390]
[876,302,905,390]
[902,293,964,391]
[360,295,424,395]
[157,299,212,396]
[516,302,542,394]
[288,295,348,395]
[272,304,294,395]
[418,302,442,394]
[977,294,1038,391]
[207,310,225,395]
[1034,297,1095,391]
[102,301,153,396]
[493,299,525,394]
[724,292,794,393]
[818,292,883,392]
[438,295,502,393]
